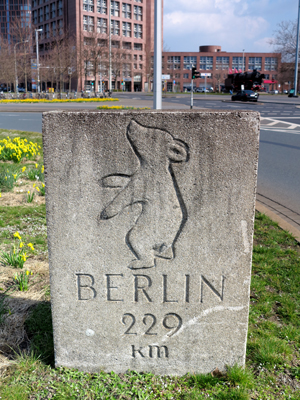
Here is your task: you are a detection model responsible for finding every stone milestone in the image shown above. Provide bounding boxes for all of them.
[42,110,260,375]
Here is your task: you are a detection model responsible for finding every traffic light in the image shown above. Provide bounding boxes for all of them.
[192,67,200,79]
[121,79,124,85]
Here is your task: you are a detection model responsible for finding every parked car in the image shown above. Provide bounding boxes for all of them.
[269,90,279,94]
[288,89,298,98]
[17,87,25,93]
[196,87,209,93]
[231,90,259,102]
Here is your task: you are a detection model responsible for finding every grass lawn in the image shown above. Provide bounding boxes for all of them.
[0,129,299,399]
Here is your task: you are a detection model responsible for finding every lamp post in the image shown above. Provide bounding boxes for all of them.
[153,0,162,109]
[14,40,29,92]
[108,0,112,95]
[294,0,300,97]
[243,48,245,72]
[35,28,43,93]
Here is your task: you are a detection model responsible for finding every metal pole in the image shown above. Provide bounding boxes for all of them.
[35,29,42,93]
[243,49,245,72]
[190,78,193,109]
[153,0,162,109]
[205,75,207,96]
[294,0,300,97]
[14,44,18,93]
[108,0,112,95]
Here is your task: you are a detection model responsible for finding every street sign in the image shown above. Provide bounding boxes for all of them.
[162,74,170,80]
[200,73,211,77]
[173,80,175,84]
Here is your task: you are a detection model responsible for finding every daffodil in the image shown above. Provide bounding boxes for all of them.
[35,163,38,168]
[19,242,24,248]
[36,187,40,192]
[22,166,26,172]
[13,231,22,240]
[27,243,34,251]
[26,270,29,275]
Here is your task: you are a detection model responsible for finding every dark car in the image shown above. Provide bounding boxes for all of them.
[288,89,298,98]
[231,90,259,102]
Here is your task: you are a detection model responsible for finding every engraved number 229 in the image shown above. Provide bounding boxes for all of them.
[122,313,182,337]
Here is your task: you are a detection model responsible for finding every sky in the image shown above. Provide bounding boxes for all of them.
[163,0,298,53]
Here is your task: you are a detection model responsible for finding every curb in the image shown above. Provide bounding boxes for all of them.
[255,201,300,243]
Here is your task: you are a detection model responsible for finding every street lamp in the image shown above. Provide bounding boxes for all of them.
[243,49,245,72]
[14,40,29,93]
[35,28,43,93]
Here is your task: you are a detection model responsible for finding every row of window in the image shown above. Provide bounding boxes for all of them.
[36,19,63,38]
[83,0,142,20]
[83,15,142,37]
[166,56,278,71]
[32,1,62,23]
[32,0,62,7]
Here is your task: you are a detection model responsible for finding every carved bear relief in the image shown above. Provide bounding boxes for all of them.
[99,120,189,269]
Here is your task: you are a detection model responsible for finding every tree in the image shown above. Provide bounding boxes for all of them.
[270,20,297,63]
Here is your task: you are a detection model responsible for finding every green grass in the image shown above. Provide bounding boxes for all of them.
[0,129,300,399]
[0,212,299,399]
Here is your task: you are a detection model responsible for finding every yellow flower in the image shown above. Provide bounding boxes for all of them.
[13,174,17,179]
[5,176,7,180]
[19,242,24,248]
[33,184,36,188]
[36,187,40,192]
[35,163,38,168]
[42,183,45,187]
[27,190,30,194]
[0,193,1,198]
[26,270,29,275]
[27,243,34,251]
[41,165,44,173]
[22,166,26,172]
[13,232,22,240]
[21,254,27,262]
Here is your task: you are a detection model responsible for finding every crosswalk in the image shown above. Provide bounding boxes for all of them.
[260,117,300,134]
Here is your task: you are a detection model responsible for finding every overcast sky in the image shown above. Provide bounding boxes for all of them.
[163,0,297,53]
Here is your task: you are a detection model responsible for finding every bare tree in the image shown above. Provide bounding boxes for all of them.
[269,20,297,63]
[0,37,15,90]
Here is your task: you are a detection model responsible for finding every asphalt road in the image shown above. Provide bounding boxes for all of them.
[0,95,299,230]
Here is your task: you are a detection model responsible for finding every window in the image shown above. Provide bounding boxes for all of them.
[98,38,107,47]
[134,0,142,3]
[216,56,229,70]
[264,57,278,71]
[248,57,262,70]
[139,55,142,61]
[112,40,120,48]
[51,20,56,35]
[83,15,94,31]
[183,56,196,70]
[183,73,189,79]
[83,0,94,12]
[134,54,137,60]
[51,2,56,18]
[134,5,142,20]
[122,21,131,37]
[111,1,119,16]
[97,0,107,14]
[97,17,107,33]
[45,23,49,38]
[122,3,131,18]
[33,10,37,24]
[232,56,245,71]
[133,63,137,69]
[39,8,43,22]
[200,56,213,70]
[133,23,142,38]
[122,63,131,77]
[45,5,49,20]
[111,19,120,35]
[168,56,181,64]
[134,43,142,51]
[175,73,180,78]
[139,64,143,69]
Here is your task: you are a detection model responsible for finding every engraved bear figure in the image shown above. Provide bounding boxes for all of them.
[100,120,189,269]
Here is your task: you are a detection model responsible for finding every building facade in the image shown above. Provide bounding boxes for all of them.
[0,0,31,41]
[161,45,281,92]
[31,0,159,91]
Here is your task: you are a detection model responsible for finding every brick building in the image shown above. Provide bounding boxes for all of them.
[161,45,281,92]
[31,0,159,92]
[0,0,31,41]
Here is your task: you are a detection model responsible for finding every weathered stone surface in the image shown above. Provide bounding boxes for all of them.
[42,110,260,375]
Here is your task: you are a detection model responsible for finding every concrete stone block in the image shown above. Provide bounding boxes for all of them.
[42,110,260,375]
